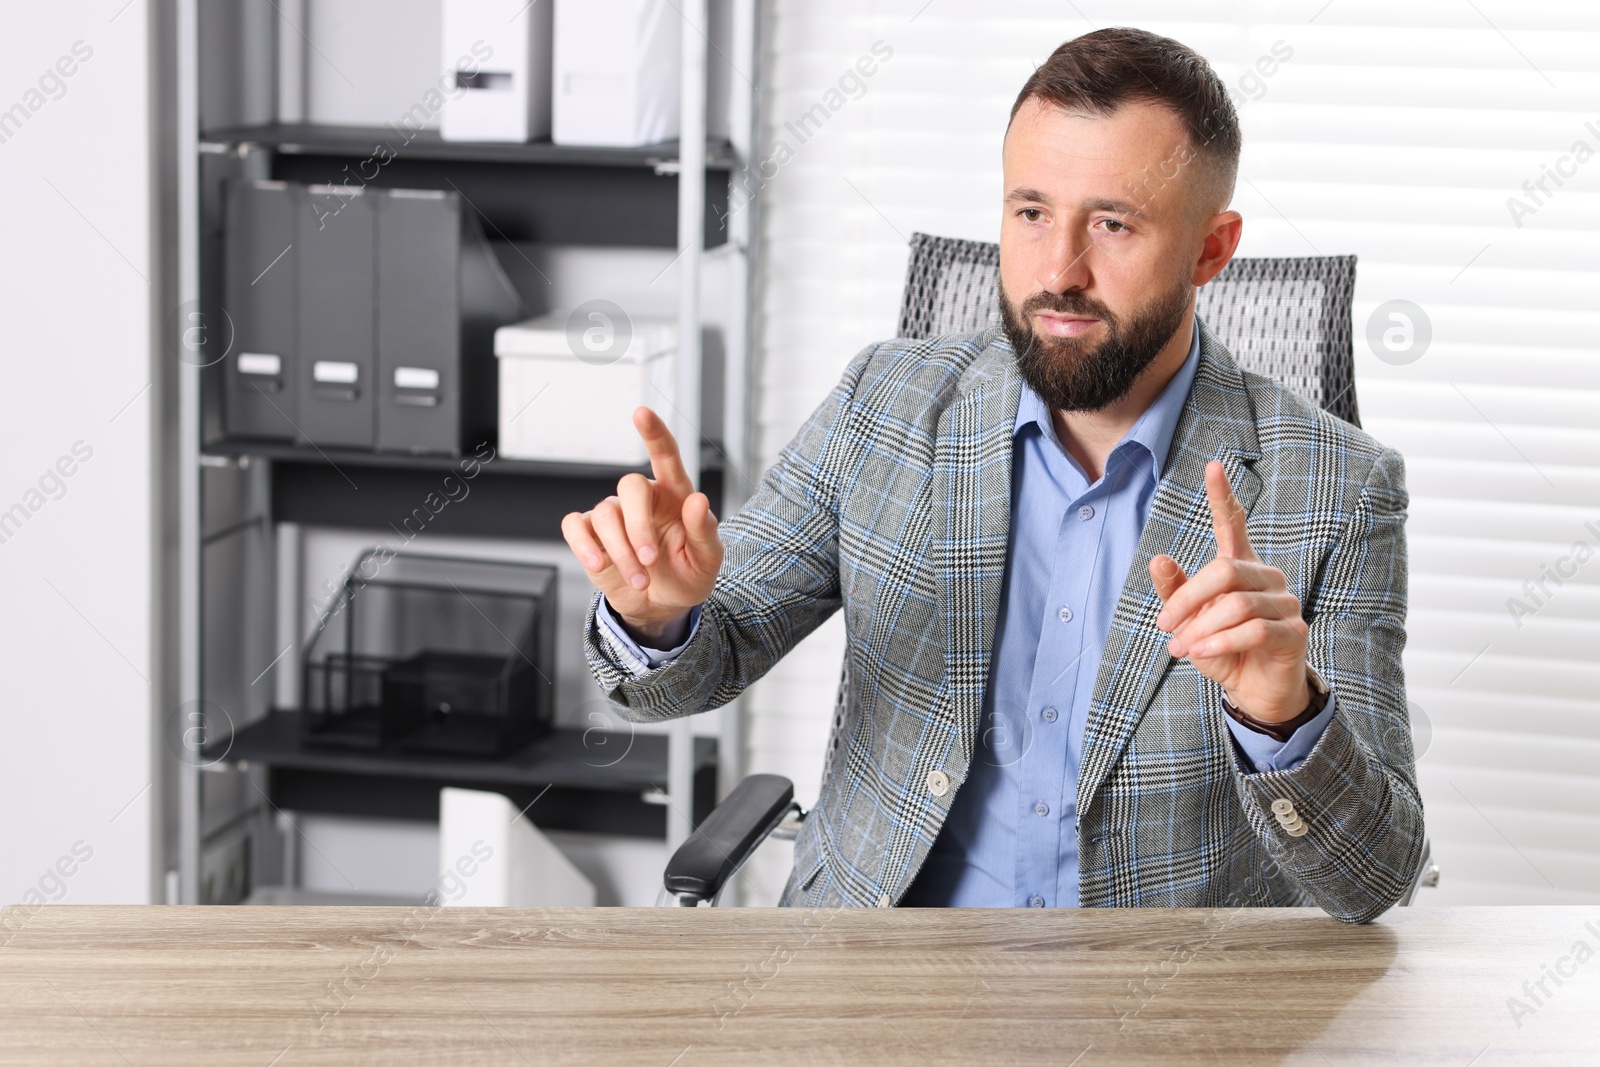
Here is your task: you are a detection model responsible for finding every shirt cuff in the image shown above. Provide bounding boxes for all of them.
[1225,691,1337,773]
[595,595,701,672]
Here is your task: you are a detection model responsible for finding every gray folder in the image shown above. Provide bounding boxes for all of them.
[375,189,524,456]
[295,185,377,448]
[223,180,298,440]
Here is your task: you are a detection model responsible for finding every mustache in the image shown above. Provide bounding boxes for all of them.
[1018,288,1118,324]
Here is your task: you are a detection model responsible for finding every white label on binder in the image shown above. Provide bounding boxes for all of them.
[394,367,440,390]
[237,352,282,376]
[313,361,359,384]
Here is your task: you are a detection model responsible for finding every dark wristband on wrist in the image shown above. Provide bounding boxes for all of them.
[1222,667,1330,743]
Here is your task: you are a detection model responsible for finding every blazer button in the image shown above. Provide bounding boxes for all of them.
[876,893,891,908]
[1271,797,1307,836]
[926,769,951,797]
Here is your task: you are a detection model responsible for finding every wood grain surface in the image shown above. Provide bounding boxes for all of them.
[1,904,1596,1065]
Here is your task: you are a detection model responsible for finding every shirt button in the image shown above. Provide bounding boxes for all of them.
[1034,801,1049,817]
[1078,505,1095,521]
[1028,895,1045,908]
[1041,707,1058,723]
[925,769,950,797]
[876,893,892,908]
[1058,606,1073,623]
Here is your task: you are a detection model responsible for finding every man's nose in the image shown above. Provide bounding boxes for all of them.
[1035,226,1092,294]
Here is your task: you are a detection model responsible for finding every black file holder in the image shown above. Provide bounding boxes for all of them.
[220,181,524,454]
[296,184,378,448]
[376,188,525,456]
[222,179,299,440]
[300,551,557,757]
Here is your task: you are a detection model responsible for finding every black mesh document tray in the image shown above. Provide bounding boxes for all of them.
[300,551,557,757]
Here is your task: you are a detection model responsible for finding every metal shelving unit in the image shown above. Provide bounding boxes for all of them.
[172,0,761,905]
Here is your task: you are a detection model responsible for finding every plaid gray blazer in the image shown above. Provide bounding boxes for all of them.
[585,324,1424,922]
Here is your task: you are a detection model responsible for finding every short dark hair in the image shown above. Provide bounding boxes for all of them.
[1009,27,1241,214]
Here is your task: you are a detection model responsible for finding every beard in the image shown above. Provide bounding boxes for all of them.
[998,273,1193,413]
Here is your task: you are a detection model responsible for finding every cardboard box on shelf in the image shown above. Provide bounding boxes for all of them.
[496,310,677,466]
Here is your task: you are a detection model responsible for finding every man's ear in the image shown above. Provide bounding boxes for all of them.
[1192,210,1243,287]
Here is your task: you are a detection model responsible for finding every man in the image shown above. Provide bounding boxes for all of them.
[562,28,1422,921]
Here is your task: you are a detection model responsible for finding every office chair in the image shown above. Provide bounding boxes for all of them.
[662,233,1438,906]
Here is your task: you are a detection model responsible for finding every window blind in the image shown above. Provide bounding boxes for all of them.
[742,0,1600,905]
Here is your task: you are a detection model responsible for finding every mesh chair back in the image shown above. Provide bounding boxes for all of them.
[896,232,1360,426]
[897,233,1004,339]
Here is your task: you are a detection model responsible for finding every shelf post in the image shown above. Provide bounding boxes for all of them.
[708,0,762,905]
[669,0,709,854]
[176,0,203,905]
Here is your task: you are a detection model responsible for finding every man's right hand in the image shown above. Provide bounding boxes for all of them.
[561,407,723,648]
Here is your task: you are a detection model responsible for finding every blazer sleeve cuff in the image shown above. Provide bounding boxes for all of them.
[1225,705,1423,924]
[594,596,703,675]
[582,592,727,722]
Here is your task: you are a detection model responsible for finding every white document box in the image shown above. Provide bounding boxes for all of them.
[439,0,553,142]
[552,0,681,147]
[496,311,677,466]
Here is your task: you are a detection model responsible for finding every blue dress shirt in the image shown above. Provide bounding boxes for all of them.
[901,322,1333,908]
[599,321,1335,907]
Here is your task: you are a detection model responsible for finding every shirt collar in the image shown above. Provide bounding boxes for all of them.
[1013,318,1201,478]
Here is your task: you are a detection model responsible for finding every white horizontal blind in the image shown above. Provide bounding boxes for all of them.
[743,0,1600,906]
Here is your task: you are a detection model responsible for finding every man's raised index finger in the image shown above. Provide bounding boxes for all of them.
[1204,460,1252,560]
[633,407,692,491]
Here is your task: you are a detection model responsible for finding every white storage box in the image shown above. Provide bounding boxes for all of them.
[496,310,677,466]
[439,0,553,142]
[552,0,681,147]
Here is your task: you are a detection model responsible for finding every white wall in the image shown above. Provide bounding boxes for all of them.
[0,2,158,907]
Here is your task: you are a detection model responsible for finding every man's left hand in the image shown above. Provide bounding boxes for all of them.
[1149,460,1311,723]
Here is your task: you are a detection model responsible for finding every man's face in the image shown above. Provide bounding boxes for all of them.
[999,97,1210,412]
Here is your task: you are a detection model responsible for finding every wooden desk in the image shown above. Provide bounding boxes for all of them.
[1,905,1594,1065]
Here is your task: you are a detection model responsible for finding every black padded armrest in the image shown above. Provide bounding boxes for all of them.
[663,774,795,901]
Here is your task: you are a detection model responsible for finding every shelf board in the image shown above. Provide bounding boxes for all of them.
[219,709,717,838]
[201,123,738,170]
[203,437,654,480]
[199,124,733,248]
[201,439,727,539]
[204,437,727,479]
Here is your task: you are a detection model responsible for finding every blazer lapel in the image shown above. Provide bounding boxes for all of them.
[933,335,1023,764]
[1076,325,1264,813]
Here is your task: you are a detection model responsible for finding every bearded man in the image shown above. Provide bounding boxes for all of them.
[563,27,1422,920]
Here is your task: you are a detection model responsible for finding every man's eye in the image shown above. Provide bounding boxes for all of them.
[1020,208,1044,222]
[1100,218,1128,233]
